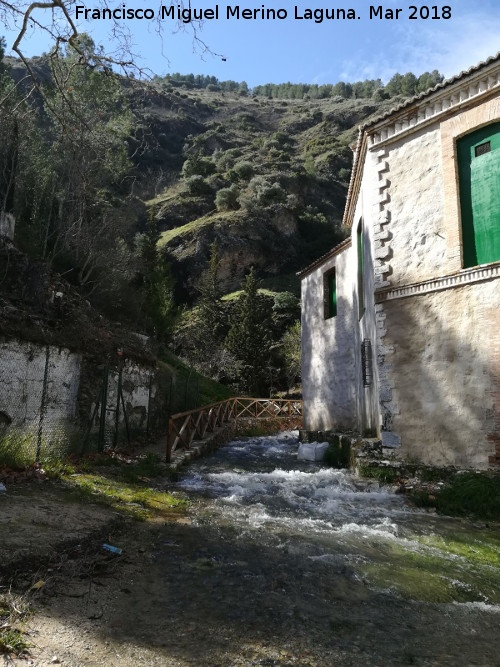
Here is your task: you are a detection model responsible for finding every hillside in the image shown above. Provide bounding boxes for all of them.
[3,53,416,307]
[129,82,398,300]
[1,48,435,393]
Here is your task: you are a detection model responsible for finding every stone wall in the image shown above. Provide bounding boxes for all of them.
[378,279,499,468]
[0,339,81,434]
[0,336,164,458]
[301,62,500,468]
[301,243,358,432]
[367,93,500,468]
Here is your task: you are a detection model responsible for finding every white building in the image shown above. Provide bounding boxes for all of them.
[299,54,500,469]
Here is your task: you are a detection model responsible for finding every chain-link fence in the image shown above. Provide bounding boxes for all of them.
[0,340,200,466]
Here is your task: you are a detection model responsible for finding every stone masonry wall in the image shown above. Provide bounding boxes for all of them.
[0,336,162,458]
[301,244,357,432]
[382,125,446,286]
[379,280,499,469]
[0,339,81,433]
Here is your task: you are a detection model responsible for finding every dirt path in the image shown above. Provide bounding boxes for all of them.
[2,504,499,667]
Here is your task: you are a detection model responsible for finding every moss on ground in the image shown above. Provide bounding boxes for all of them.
[360,531,500,604]
[357,463,399,484]
[62,469,188,521]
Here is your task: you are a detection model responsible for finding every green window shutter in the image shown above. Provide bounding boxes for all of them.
[324,269,337,319]
[357,220,365,319]
[329,271,337,318]
[458,122,500,268]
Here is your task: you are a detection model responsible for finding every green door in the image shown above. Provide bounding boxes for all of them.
[457,122,500,268]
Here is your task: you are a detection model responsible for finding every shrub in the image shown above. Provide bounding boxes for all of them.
[338,167,352,182]
[182,155,216,178]
[185,175,211,195]
[240,176,287,210]
[216,148,243,171]
[215,185,239,211]
[233,161,254,180]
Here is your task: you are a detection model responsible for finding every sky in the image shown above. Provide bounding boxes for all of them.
[2,0,500,86]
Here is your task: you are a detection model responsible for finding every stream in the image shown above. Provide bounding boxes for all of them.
[163,430,500,665]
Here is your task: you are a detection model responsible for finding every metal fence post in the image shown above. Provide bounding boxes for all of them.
[98,366,109,453]
[146,373,153,437]
[36,346,50,464]
[113,367,122,449]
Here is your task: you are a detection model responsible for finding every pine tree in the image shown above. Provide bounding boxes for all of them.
[225,268,273,395]
[141,208,176,339]
[196,241,226,357]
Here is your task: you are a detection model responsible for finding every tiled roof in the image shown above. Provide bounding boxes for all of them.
[297,238,351,279]
[360,51,500,132]
[342,51,500,227]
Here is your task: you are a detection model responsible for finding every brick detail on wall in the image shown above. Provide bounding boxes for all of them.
[374,302,399,444]
[372,149,399,443]
[373,149,392,290]
[375,262,500,303]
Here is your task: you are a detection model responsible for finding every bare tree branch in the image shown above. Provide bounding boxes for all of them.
[3,1,225,79]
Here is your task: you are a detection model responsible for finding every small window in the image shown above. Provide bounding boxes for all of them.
[474,141,491,158]
[324,268,337,319]
[357,219,365,319]
[361,339,373,387]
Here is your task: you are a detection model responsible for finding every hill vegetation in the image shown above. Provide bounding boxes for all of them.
[0,35,443,395]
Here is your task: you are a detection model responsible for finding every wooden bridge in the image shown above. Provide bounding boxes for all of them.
[167,397,303,462]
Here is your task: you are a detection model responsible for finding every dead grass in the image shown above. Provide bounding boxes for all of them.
[0,591,31,655]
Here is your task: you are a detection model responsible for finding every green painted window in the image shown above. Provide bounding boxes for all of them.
[457,122,500,268]
[357,219,365,319]
[324,268,337,319]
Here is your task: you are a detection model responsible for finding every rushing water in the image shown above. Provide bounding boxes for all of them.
[168,431,500,664]
[179,431,409,533]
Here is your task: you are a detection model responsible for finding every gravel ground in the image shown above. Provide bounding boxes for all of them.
[2,509,498,667]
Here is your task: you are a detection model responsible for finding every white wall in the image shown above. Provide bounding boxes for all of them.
[301,244,358,431]
[0,338,159,453]
[0,340,81,433]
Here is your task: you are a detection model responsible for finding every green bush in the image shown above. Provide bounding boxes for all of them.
[240,176,287,210]
[185,175,211,195]
[216,148,243,171]
[215,185,239,211]
[233,161,254,180]
[182,155,216,178]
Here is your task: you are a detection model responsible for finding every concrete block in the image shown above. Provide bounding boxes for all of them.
[297,441,329,462]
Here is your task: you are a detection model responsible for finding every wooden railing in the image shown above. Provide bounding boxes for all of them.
[167,397,302,462]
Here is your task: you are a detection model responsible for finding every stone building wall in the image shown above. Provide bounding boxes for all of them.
[301,243,357,432]
[301,57,500,468]
[378,278,499,468]
[368,92,500,466]
[383,125,446,285]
